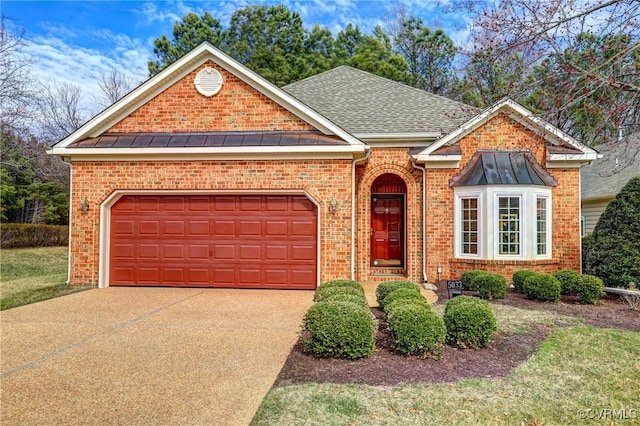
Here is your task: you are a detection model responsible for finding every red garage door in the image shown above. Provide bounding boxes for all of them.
[109,195,317,289]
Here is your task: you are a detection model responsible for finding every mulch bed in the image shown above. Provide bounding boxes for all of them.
[274,283,639,387]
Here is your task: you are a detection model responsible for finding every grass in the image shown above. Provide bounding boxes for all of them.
[0,246,88,310]
[252,305,639,425]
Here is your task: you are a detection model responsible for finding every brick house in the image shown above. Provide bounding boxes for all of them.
[50,42,598,289]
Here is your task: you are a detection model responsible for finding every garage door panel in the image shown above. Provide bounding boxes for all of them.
[110,195,317,289]
[238,221,261,235]
[213,245,235,259]
[139,221,159,235]
[112,243,134,259]
[164,244,184,259]
[188,221,210,235]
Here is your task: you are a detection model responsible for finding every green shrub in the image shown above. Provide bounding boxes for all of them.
[443,296,497,349]
[386,302,445,358]
[554,269,582,295]
[303,301,376,359]
[0,224,69,248]
[376,281,419,306]
[384,297,430,318]
[512,270,538,294]
[314,285,365,303]
[522,274,561,302]
[584,176,640,288]
[472,273,507,300]
[577,274,604,305]
[319,292,368,307]
[317,279,362,291]
[381,286,423,311]
[461,270,485,291]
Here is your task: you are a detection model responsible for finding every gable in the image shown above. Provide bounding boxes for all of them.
[108,61,315,133]
[49,42,365,159]
[412,98,599,167]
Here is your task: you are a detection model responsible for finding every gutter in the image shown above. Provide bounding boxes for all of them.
[410,158,433,289]
[351,149,371,280]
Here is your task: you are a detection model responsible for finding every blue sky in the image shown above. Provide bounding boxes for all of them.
[4,1,471,110]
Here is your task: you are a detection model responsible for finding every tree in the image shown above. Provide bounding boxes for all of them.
[526,33,640,145]
[337,24,408,83]
[460,0,640,143]
[95,68,138,108]
[297,24,338,80]
[0,15,36,131]
[456,48,526,108]
[393,16,457,94]
[1,127,69,224]
[584,176,640,288]
[223,5,306,86]
[148,12,224,76]
[35,79,88,143]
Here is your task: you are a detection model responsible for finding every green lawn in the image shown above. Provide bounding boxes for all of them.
[253,305,640,425]
[0,246,88,310]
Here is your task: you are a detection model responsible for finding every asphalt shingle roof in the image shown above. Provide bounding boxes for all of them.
[283,66,477,135]
[581,132,640,200]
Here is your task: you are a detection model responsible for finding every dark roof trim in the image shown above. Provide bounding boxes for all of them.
[67,131,348,149]
[450,150,558,187]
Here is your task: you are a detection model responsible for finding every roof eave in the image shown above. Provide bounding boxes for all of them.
[546,153,601,168]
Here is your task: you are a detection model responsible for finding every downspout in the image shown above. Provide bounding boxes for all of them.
[351,149,371,280]
[63,159,72,285]
[411,158,432,289]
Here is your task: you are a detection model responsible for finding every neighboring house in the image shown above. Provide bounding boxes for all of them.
[581,132,640,234]
[49,42,598,289]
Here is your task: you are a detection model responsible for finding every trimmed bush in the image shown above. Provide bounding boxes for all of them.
[584,175,640,288]
[512,270,538,294]
[376,281,419,306]
[303,301,376,359]
[577,274,604,305]
[317,279,362,291]
[381,286,423,311]
[385,297,430,317]
[386,302,445,358]
[522,274,561,302]
[1,224,69,248]
[461,270,485,291]
[443,296,497,349]
[314,285,365,303]
[472,273,507,300]
[319,292,368,307]
[554,269,582,295]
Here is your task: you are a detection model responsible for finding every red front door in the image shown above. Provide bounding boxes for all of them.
[371,195,403,267]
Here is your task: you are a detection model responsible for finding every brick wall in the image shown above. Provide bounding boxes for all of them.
[70,159,353,286]
[355,148,424,283]
[108,61,315,133]
[425,112,582,283]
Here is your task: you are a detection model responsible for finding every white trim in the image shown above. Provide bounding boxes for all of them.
[452,185,553,261]
[49,144,367,160]
[453,190,484,259]
[422,159,461,168]
[413,98,598,162]
[98,189,322,289]
[354,132,441,142]
[52,42,365,150]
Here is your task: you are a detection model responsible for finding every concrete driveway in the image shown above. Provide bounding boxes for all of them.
[0,287,313,425]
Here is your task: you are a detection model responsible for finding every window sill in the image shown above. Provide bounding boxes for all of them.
[451,258,558,266]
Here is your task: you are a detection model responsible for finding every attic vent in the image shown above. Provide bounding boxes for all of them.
[194,67,223,97]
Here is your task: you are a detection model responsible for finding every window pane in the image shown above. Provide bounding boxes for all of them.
[537,197,547,255]
[498,197,520,255]
[460,197,478,255]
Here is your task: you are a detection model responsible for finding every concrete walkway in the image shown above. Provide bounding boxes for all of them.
[0,287,313,425]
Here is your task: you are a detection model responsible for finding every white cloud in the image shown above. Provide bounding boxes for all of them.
[24,31,151,115]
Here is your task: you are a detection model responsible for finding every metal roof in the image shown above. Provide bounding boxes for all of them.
[450,150,557,187]
[67,131,348,149]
